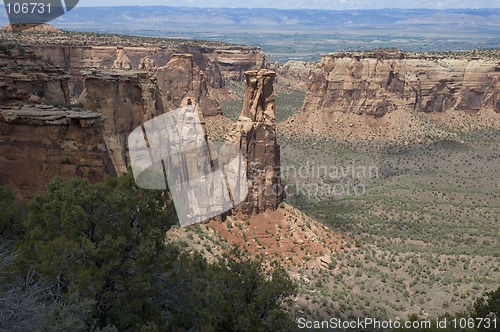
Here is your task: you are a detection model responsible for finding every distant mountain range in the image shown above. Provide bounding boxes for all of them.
[1,6,499,29]
[55,7,500,28]
[2,6,499,61]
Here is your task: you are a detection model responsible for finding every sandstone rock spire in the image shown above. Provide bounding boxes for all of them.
[138,56,157,71]
[226,69,283,217]
[111,47,132,70]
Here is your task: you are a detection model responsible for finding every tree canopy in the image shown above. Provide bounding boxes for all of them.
[0,174,296,331]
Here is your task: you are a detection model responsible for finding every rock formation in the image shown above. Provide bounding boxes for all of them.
[0,47,281,218]
[208,47,268,81]
[303,51,500,116]
[226,69,282,217]
[138,56,156,71]
[1,31,269,103]
[81,70,164,174]
[1,23,62,33]
[0,46,115,200]
[156,54,221,116]
[0,105,112,200]
[0,32,270,209]
[0,48,70,105]
[127,69,282,223]
[111,47,132,70]
[271,60,317,89]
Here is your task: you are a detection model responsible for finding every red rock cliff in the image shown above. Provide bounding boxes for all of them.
[303,51,500,116]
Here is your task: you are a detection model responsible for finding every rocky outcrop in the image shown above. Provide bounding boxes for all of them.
[156,54,221,116]
[0,47,114,200]
[0,32,271,207]
[0,31,268,97]
[1,23,62,33]
[138,56,156,71]
[206,47,268,81]
[111,47,132,70]
[0,50,70,105]
[1,105,102,127]
[303,51,500,116]
[270,60,317,89]
[0,105,113,200]
[80,70,164,175]
[226,69,282,217]
[150,69,281,223]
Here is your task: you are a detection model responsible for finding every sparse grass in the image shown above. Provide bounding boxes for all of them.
[0,29,239,49]
[280,129,500,321]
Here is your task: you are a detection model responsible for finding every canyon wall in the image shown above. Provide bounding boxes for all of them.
[0,50,70,105]
[156,54,221,116]
[0,105,112,200]
[0,48,114,201]
[80,70,164,175]
[30,44,223,97]
[302,51,500,116]
[80,54,223,175]
[25,38,267,97]
[270,60,317,90]
[208,47,268,81]
[0,56,222,200]
[0,32,272,204]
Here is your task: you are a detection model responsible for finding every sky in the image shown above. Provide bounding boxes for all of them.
[79,0,500,9]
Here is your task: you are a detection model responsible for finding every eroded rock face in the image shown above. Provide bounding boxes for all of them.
[1,105,102,127]
[0,31,269,100]
[226,69,282,217]
[156,54,221,116]
[0,48,114,200]
[81,70,164,175]
[271,60,317,89]
[0,50,70,105]
[138,56,157,71]
[303,51,500,116]
[111,47,132,70]
[0,105,113,200]
[206,47,268,81]
[1,23,62,33]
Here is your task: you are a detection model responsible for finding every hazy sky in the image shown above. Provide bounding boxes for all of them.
[79,0,500,9]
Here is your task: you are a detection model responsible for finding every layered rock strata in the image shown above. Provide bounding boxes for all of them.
[226,69,282,217]
[80,70,164,175]
[303,51,500,116]
[0,105,112,200]
[111,47,132,70]
[156,54,221,116]
[0,50,70,105]
[271,60,317,90]
[11,33,268,97]
[209,47,268,81]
